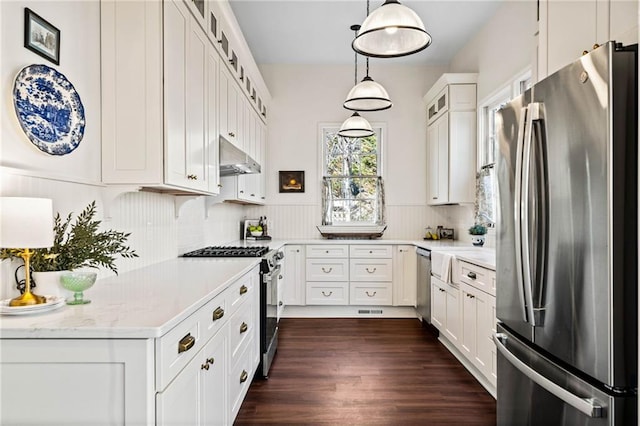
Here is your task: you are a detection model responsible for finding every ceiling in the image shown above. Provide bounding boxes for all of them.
[228,0,504,65]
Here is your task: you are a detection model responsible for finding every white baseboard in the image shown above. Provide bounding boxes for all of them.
[281,305,418,319]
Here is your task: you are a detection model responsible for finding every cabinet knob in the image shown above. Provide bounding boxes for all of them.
[240,190,244,194]
[369,250,373,254]
[467,272,477,279]
[239,285,248,295]
[240,370,249,383]
[279,275,283,279]
[250,193,255,197]
[240,322,248,333]
[218,184,223,188]
[278,301,283,306]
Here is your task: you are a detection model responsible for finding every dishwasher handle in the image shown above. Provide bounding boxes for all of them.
[416,248,431,258]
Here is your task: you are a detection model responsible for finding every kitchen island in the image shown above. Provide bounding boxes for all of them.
[0,258,261,425]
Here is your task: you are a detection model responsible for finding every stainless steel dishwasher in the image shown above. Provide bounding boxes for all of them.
[416,247,433,326]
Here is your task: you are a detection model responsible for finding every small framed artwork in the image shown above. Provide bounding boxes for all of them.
[24,8,60,65]
[279,171,305,193]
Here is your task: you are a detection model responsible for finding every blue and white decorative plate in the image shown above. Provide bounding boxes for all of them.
[12,64,85,155]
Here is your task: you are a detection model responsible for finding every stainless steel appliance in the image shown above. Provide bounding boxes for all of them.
[495,42,637,425]
[182,245,283,378]
[416,247,433,326]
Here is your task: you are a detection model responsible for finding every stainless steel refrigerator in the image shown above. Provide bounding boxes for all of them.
[495,41,638,425]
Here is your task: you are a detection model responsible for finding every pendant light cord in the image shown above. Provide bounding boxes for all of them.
[365,0,370,77]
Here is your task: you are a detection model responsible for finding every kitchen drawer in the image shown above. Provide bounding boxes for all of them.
[227,270,254,315]
[156,310,203,391]
[306,259,349,281]
[350,258,393,281]
[349,245,392,258]
[457,260,495,296]
[229,297,254,361]
[229,336,254,421]
[349,282,392,306]
[306,245,349,258]
[306,282,349,305]
[198,289,229,343]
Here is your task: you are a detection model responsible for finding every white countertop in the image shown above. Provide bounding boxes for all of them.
[0,258,259,339]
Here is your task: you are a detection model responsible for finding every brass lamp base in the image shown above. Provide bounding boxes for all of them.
[8,248,46,306]
[9,291,46,307]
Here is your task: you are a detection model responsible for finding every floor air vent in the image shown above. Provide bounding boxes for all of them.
[358,309,383,315]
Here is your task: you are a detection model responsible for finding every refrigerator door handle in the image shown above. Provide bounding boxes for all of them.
[514,106,530,323]
[494,333,604,418]
[520,103,537,327]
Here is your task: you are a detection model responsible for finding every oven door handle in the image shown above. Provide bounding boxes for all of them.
[263,264,282,283]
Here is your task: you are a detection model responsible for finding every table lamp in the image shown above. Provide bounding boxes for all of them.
[0,197,54,306]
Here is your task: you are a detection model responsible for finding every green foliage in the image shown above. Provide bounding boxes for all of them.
[0,201,138,274]
[468,224,488,235]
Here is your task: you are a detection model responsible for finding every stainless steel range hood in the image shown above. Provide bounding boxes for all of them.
[219,137,261,176]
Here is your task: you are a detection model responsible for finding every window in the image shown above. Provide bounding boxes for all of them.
[478,68,532,227]
[321,126,384,225]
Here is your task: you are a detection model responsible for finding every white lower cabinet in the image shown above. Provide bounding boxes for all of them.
[157,324,229,426]
[431,277,446,330]
[392,245,417,306]
[0,266,260,426]
[431,275,461,346]
[282,245,305,306]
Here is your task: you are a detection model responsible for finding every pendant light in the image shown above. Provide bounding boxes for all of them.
[352,0,432,59]
[344,24,392,112]
[338,27,374,138]
[338,112,374,138]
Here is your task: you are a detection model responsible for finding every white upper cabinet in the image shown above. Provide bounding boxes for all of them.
[423,74,477,206]
[537,0,638,80]
[101,0,270,197]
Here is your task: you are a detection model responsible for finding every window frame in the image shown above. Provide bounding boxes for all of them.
[318,123,386,225]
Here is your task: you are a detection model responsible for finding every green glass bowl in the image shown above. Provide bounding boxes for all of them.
[60,272,97,305]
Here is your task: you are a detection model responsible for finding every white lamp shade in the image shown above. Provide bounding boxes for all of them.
[0,197,54,248]
[338,112,375,138]
[352,0,432,58]
[344,76,392,111]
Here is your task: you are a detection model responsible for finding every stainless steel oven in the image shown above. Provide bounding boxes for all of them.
[182,245,283,378]
[260,249,283,378]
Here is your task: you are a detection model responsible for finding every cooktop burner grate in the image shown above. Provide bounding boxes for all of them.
[182,245,270,258]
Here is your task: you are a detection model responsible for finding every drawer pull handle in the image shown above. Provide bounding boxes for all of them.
[467,272,477,279]
[201,362,210,370]
[178,333,196,354]
[321,267,333,273]
[212,307,225,321]
[239,285,248,295]
[322,291,333,297]
[366,267,377,273]
[279,301,283,306]
[240,370,249,383]
[366,291,377,297]
[240,322,249,333]
[206,357,215,364]
[439,288,445,293]
[468,294,475,299]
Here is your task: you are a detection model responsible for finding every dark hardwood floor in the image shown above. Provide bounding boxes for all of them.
[235,318,496,425]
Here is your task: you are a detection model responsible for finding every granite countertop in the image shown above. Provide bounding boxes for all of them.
[0,258,260,339]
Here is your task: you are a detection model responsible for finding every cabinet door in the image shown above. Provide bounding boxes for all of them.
[431,276,446,331]
[474,288,493,382]
[156,346,202,426]
[546,0,597,77]
[258,121,267,202]
[444,282,461,347]
[201,328,228,426]
[393,245,417,306]
[427,113,449,205]
[164,1,208,191]
[207,46,220,194]
[283,245,305,306]
[219,66,239,146]
[461,284,477,360]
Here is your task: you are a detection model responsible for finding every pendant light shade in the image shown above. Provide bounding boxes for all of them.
[352,0,431,58]
[338,112,374,138]
[344,75,392,112]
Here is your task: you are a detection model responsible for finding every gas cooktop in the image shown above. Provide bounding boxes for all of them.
[182,246,270,258]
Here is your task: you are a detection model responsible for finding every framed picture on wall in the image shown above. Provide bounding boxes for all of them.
[279,171,305,193]
[24,8,60,65]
